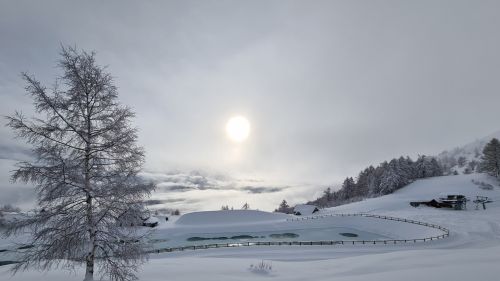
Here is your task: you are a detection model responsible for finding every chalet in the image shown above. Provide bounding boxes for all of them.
[293,204,319,216]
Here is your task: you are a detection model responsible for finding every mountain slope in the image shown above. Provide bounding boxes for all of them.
[438,130,500,174]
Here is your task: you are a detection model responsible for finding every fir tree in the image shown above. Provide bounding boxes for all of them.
[341,177,356,199]
[379,159,407,194]
[479,138,500,178]
[275,200,292,213]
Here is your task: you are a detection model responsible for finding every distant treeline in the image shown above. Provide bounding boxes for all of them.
[276,138,500,212]
[309,155,442,208]
[276,155,442,212]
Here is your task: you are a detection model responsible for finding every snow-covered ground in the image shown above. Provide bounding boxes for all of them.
[1,173,500,280]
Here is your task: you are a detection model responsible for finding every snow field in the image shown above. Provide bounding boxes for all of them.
[1,173,500,280]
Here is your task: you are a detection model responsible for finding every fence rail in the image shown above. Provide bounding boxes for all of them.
[150,213,449,254]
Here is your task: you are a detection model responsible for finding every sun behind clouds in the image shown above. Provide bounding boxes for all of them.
[226,116,250,142]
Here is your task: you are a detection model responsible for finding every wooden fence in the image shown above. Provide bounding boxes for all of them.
[150,213,449,254]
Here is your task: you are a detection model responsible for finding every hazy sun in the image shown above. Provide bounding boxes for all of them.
[226,116,250,142]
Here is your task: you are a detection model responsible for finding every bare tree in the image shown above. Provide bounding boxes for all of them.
[5,46,155,281]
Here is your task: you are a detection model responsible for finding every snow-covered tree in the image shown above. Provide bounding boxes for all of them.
[430,157,443,177]
[5,46,154,281]
[438,155,457,175]
[457,156,467,167]
[360,166,378,195]
[402,158,413,179]
[479,138,500,178]
[468,160,478,173]
[415,155,442,178]
[305,154,443,208]
[378,159,409,194]
[341,177,357,199]
[355,168,369,196]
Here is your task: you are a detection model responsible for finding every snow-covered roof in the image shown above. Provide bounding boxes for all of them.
[144,216,159,224]
[293,204,318,215]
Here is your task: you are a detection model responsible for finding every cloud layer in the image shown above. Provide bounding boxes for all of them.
[139,170,313,212]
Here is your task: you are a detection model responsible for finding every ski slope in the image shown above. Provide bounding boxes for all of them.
[1,173,500,280]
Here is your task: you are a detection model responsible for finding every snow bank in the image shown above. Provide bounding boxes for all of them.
[175,210,290,225]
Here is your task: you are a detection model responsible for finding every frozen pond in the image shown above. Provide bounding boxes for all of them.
[146,210,446,250]
[149,226,390,249]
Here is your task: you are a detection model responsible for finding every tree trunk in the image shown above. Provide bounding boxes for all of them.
[84,194,95,281]
[84,93,95,281]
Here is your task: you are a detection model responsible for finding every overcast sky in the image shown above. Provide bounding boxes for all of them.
[1,0,500,210]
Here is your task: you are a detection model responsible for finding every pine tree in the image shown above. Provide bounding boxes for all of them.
[341,177,356,200]
[276,200,292,213]
[279,200,289,209]
[363,166,378,195]
[430,158,443,177]
[355,168,372,198]
[5,47,154,281]
[371,162,388,195]
[323,187,333,201]
[415,155,428,178]
[396,157,412,183]
[479,138,500,178]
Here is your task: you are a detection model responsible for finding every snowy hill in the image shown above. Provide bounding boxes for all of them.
[175,210,289,225]
[329,173,499,214]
